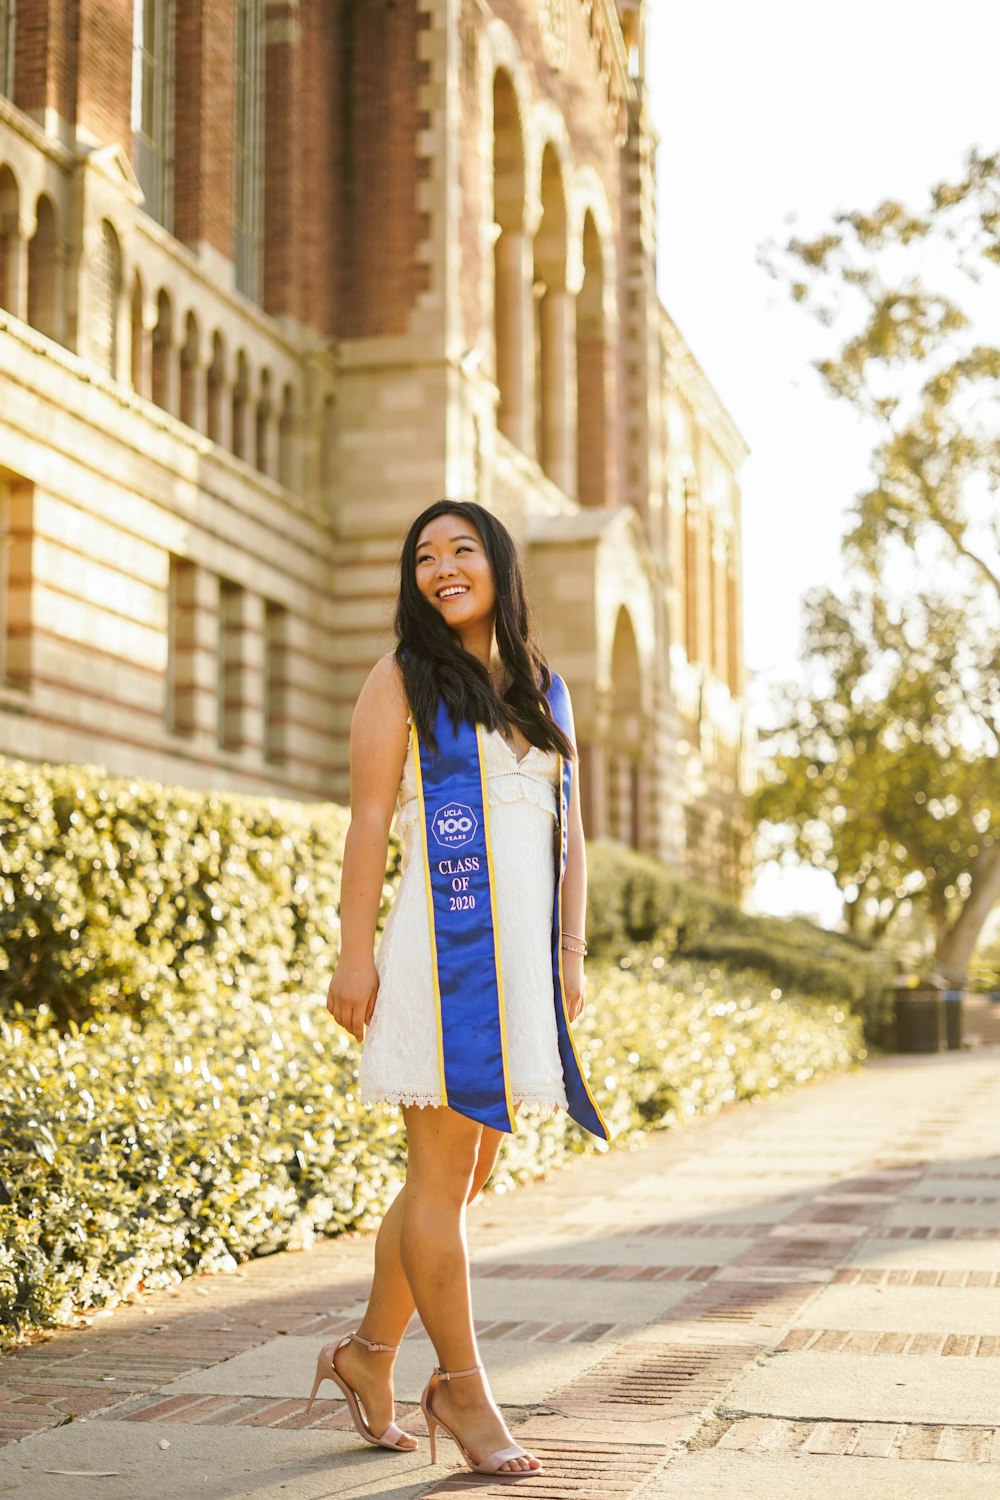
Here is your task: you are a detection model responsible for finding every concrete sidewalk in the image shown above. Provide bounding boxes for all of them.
[2,1046,1000,1499]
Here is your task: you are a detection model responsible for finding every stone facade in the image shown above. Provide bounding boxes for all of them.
[0,0,752,897]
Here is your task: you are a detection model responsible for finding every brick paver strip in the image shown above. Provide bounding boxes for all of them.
[419,1438,669,1498]
[703,1416,1000,1463]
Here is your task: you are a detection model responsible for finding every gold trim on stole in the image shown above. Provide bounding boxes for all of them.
[475,723,516,1131]
[409,719,449,1105]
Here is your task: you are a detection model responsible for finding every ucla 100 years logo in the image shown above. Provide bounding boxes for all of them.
[430,801,478,851]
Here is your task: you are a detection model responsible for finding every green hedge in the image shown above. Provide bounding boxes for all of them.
[0,754,398,1028]
[586,839,893,1036]
[1,759,888,1035]
[0,952,862,1345]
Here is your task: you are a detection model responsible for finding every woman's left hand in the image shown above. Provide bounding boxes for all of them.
[562,950,586,1023]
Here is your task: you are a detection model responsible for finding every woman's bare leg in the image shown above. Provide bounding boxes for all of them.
[399,1103,538,1474]
[332,1109,513,1448]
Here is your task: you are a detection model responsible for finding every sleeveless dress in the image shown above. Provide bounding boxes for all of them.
[358,710,571,1119]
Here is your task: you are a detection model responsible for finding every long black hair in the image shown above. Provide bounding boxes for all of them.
[393,499,575,760]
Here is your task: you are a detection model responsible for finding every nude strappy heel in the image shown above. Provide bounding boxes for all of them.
[305,1331,417,1451]
[419,1362,542,1477]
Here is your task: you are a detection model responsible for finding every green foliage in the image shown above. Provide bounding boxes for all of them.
[752,583,999,980]
[0,953,863,1347]
[757,145,1000,978]
[0,755,402,1027]
[585,839,717,954]
[585,838,891,1034]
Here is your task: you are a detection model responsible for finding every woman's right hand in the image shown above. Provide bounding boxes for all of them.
[326,956,379,1042]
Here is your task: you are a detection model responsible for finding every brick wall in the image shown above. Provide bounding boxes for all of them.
[329,0,422,339]
[296,0,337,335]
[174,0,237,260]
[14,0,78,123]
[77,0,132,147]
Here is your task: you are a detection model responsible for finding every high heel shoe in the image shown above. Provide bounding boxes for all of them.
[419,1363,542,1477]
[305,1330,417,1451]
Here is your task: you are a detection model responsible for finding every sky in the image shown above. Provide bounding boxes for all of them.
[643,0,1000,922]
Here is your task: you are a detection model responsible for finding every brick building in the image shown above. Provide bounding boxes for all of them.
[0,0,752,896]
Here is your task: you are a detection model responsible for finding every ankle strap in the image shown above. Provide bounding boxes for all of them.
[434,1363,483,1380]
[344,1331,399,1354]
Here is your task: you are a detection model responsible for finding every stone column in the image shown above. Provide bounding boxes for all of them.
[232,372,254,463]
[186,351,207,433]
[278,394,298,490]
[161,332,181,418]
[539,287,577,497]
[255,396,276,479]
[213,368,233,452]
[54,239,72,346]
[494,231,535,456]
[131,294,153,400]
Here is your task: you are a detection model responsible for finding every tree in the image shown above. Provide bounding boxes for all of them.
[756,147,1000,980]
[754,585,999,982]
[761,146,1000,603]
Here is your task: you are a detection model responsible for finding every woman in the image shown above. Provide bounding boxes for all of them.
[309,499,609,1478]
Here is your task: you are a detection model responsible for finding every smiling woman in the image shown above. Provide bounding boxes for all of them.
[316,498,610,1478]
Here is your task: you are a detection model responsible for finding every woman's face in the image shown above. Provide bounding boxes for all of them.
[414,513,496,630]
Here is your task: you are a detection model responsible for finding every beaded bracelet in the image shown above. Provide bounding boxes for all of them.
[560,931,588,956]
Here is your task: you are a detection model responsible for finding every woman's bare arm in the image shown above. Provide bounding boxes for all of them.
[559,685,587,1021]
[326,654,410,1041]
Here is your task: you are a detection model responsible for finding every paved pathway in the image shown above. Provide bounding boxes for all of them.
[2,1046,1000,1498]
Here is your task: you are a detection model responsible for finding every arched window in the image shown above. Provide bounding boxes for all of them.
[130,271,145,392]
[151,287,173,410]
[28,195,60,343]
[234,0,263,301]
[232,351,249,460]
[255,367,273,475]
[92,220,123,378]
[131,0,175,228]
[0,165,20,314]
[207,332,226,445]
[180,311,199,428]
[278,384,295,488]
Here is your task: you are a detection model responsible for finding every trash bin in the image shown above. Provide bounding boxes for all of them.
[895,986,946,1053]
[942,989,964,1050]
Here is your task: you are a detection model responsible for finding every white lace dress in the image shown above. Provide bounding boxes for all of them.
[358,715,570,1118]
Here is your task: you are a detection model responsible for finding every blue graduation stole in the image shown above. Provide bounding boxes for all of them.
[410,672,611,1141]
